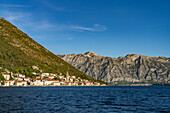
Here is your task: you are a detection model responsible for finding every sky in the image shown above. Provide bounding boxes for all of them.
[0,0,170,58]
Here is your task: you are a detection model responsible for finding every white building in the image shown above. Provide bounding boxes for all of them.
[86,82,92,86]
[50,73,57,76]
[18,74,23,77]
[41,73,50,77]
[71,76,76,79]
[44,80,53,86]
[15,77,23,81]
[49,76,54,79]
[4,80,15,86]
[32,72,37,75]
[94,82,100,86]
[33,79,44,86]
[2,74,10,80]
[58,75,63,79]
[73,82,79,86]
[69,78,74,82]
[66,82,72,86]
[15,81,27,86]
[52,80,60,86]
[24,77,31,81]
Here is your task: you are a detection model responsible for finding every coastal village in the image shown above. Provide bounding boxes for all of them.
[0,71,105,87]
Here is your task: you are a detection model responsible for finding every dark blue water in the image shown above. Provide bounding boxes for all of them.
[0,86,169,113]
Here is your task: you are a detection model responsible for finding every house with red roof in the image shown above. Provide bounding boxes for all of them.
[14,77,23,81]
[15,80,27,86]
[33,79,44,86]
[58,75,63,79]
[4,80,15,86]
[51,80,60,86]
[24,77,31,81]
[43,79,53,86]
[49,75,54,79]
[2,74,10,80]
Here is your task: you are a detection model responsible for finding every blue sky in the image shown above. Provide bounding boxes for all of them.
[0,0,170,58]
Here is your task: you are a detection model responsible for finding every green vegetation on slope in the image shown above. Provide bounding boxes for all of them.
[0,18,106,84]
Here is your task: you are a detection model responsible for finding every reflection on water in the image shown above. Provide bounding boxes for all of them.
[0,86,169,113]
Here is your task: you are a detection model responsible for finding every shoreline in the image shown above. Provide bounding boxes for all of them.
[0,84,169,87]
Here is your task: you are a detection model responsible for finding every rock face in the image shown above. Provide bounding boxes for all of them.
[58,52,170,84]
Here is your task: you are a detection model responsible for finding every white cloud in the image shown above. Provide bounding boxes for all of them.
[71,24,106,32]
[31,22,106,32]
[71,26,93,31]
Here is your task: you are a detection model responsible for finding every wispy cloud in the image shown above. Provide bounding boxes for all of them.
[1,11,106,32]
[43,0,65,11]
[34,22,59,29]
[2,11,31,22]
[0,4,31,7]
[67,37,74,40]
[71,24,106,32]
[31,22,106,32]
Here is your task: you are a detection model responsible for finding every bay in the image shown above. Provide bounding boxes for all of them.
[0,86,169,113]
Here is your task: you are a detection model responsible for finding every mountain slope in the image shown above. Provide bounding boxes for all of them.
[0,18,105,84]
[58,52,170,85]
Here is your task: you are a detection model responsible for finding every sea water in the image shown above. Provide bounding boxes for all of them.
[0,86,169,113]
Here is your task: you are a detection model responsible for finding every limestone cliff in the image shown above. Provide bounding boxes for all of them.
[58,52,170,85]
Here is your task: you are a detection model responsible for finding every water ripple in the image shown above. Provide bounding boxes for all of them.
[0,86,169,113]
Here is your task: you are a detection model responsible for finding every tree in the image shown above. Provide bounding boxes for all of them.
[43,76,49,79]
[78,82,82,85]
[54,76,61,81]
[0,74,5,81]
[9,76,13,80]
[1,81,4,85]
[73,79,76,82]
[64,74,66,78]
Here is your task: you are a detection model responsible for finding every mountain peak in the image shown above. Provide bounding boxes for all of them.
[84,51,97,55]
[125,53,138,57]
[84,51,102,57]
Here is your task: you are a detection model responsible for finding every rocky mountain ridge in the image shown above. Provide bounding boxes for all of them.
[58,52,170,85]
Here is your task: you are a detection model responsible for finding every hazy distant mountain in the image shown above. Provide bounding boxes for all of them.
[0,18,105,84]
[58,52,170,85]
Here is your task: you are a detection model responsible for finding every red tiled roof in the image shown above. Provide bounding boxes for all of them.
[6,80,14,81]
[16,80,26,83]
[36,79,41,80]
[53,82,60,83]
[42,78,52,81]
[2,74,10,75]
[49,80,59,81]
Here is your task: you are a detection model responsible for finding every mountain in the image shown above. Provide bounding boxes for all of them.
[58,52,170,85]
[0,17,105,84]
